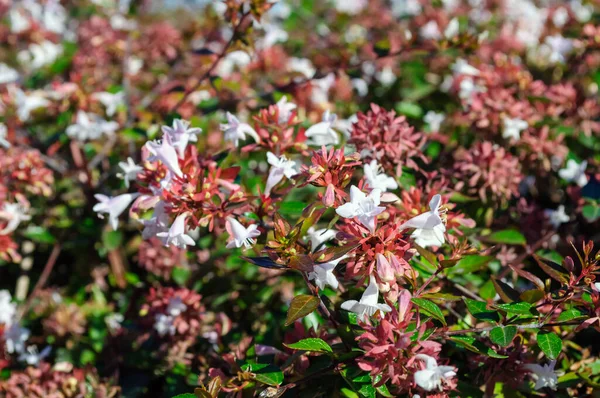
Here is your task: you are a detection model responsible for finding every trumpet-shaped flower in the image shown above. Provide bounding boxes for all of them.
[19,345,51,366]
[117,157,143,188]
[154,314,176,337]
[92,91,125,116]
[306,227,337,252]
[265,152,298,195]
[424,111,445,132]
[0,202,31,235]
[4,323,30,354]
[66,111,119,141]
[161,119,202,156]
[400,194,446,247]
[0,290,17,326]
[336,186,385,233]
[0,123,10,148]
[93,193,139,230]
[221,112,259,147]
[226,217,261,249]
[502,117,528,140]
[276,96,297,123]
[157,213,195,248]
[363,160,398,192]
[305,110,340,146]
[524,360,558,390]
[0,63,19,85]
[10,87,50,122]
[414,354,457,391]
[341,276,392,321]
[559,159,588,187]
[145,138,184,178]
[545,205,569,228]
[308,256,346,290]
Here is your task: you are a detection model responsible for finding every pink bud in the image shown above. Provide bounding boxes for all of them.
[323,183,335,207]
[376,253,395,282]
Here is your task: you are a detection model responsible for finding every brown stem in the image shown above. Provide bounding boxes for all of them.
[415,268,442,297]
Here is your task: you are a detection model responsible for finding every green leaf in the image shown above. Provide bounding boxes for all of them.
[102,230,123,250]
[556,308,585,323]
[171,394,197,398]
[491,278,521,303]
[537,331,562,359]
[449,336,508,358]
[495,302,536,316]
[486,230,526,245]
[464,298,500,322]
[284,338,332,353]
[411,298,446,325]
[241,363,284,386]
[395,101,423,118]
[489,326,517,347]
[448,255,493,275]
[341,388,360,398]
[172,267,191,285]
[582,203,600,223]
[285,295,320,326]
[520,289,544,304]
[279,201,307,216]
[22,226,56,244]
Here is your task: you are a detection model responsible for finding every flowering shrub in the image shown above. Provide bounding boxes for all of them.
[1,0,600,397]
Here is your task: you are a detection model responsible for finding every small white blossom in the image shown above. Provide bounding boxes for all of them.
[400,194,446,247]
[276,96,297,124]
[571,0,592,22]
[221,112,259,147]
[524,360,558,390]
[424,111,445,133]
[375,66,397,87]
[543,35,574,64]
[226,217,261,249]
[0,123,10,148]
[502,116,528,140]
[154,314,176,336]
[66,111,119,141]
[444,18,459,39]
[308,255,346,290]
[287,57,316,79]
[0,290,17,327]
[117,157,143,188]
[414,354,457,391]
[166,297,187,317]
[363,160,398,192]
[92,91,125,117]
[334,0,367,15]
[157,212,196,248]
[265,152,298,195]
[0,63,19,85]
[306,227,337,252]
[451,58,480,77]
[105,313,124,333]
[341,275,392,321]
[19,345,51,366]
[10,87,50,122]
[18,40,63,70]
[161,119,202,156]
[559,159,588,187]
[391,0,422,17]
[4,323,30,354]
[127,57,143,75]
[420,20,441,40]
[93,193,139,230]
[336,186,386,233]
[145,138,184,178]
[305,110,340,146]
[552,7,569,27]
[0,202,31,235]
[545,205,570,228]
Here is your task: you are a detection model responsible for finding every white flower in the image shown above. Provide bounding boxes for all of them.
[166,297,187,316]
[93,193,138,230]
[9,8,31,33]
[502,116,528,140]
[226,217,261,249]
[341,275,392,321]
[18,40,63,70]
[117,157,143,188]
[0,290,17,327]
[424,111,445,133]
[571,0,592,22]
[391,0,422,17]
[221,112,259,147]
[414,354,457,391]
[92,91,125,117]
[305,110,340,146]
[543,35,574,64]
[4,323,30,354]
[524,360,558,390]
[0,63,19,85]
[141,200,170,239]
[161,119,202,157]
[42,0,67,34]
[334,0,367,15]
[559,159,588,187]
[145,138,184,178]
[265,152,298,195]
[216,51,251,77]
[444,18,459,39]
[376,66,397,87]
[157,212,196,248]
[336,186,386,233]
[400,194,446,247]
[363,160,398,192]
[420,21,441,40]
[306,227,337,252]
[19,345,51,366]
[66,111,119,141]
[309,255,346,290]
[105,313,124,333]
[458,77,485,105]
[0,202,31,235]
[10,87,50,122]
[310,73,336,105]
[545,205,570,228]
[276,96,296,124]
[451,58,480,77]
[287,57,316,79]
[127,57,143,75]
[0,123,10,148]
[552,7,569,27]
[154,314,175,336]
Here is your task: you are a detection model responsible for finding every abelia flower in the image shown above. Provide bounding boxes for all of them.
[306,227,337,252]
[226,217,261,249]
[276,96,297,124]
[341,275,392,322]
[145,138,184,178]
[424,111,445,133]
[363,160,398,192]
[66,111,119,141]
[157,212,195,248]
[0,290,17,326]
[4,323,30,354]
[265,152,298,195]
[0,63,19,85]
[308,256,345,290]
[400,194,446,247]
[523,360,558,390]
[18,345,51,366]
[93,193,139,230]
[0,124,9,148]
[305,110,340,146]
[559,159,588,187]
[544,205,569,228]
[161,119,202,157]
[420,20,441,40]
[17,40,63,70]
[543,35,574,64]
[502,117,528,140]
[444,18,459,39]
[0,202,31,235]
[154,314,176,337]
[10,87,50,122]
[117,157,143,188]
[92,91,125,117]
[220,112,259,147]
[336,186,385,233]
[413,354,457,392]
